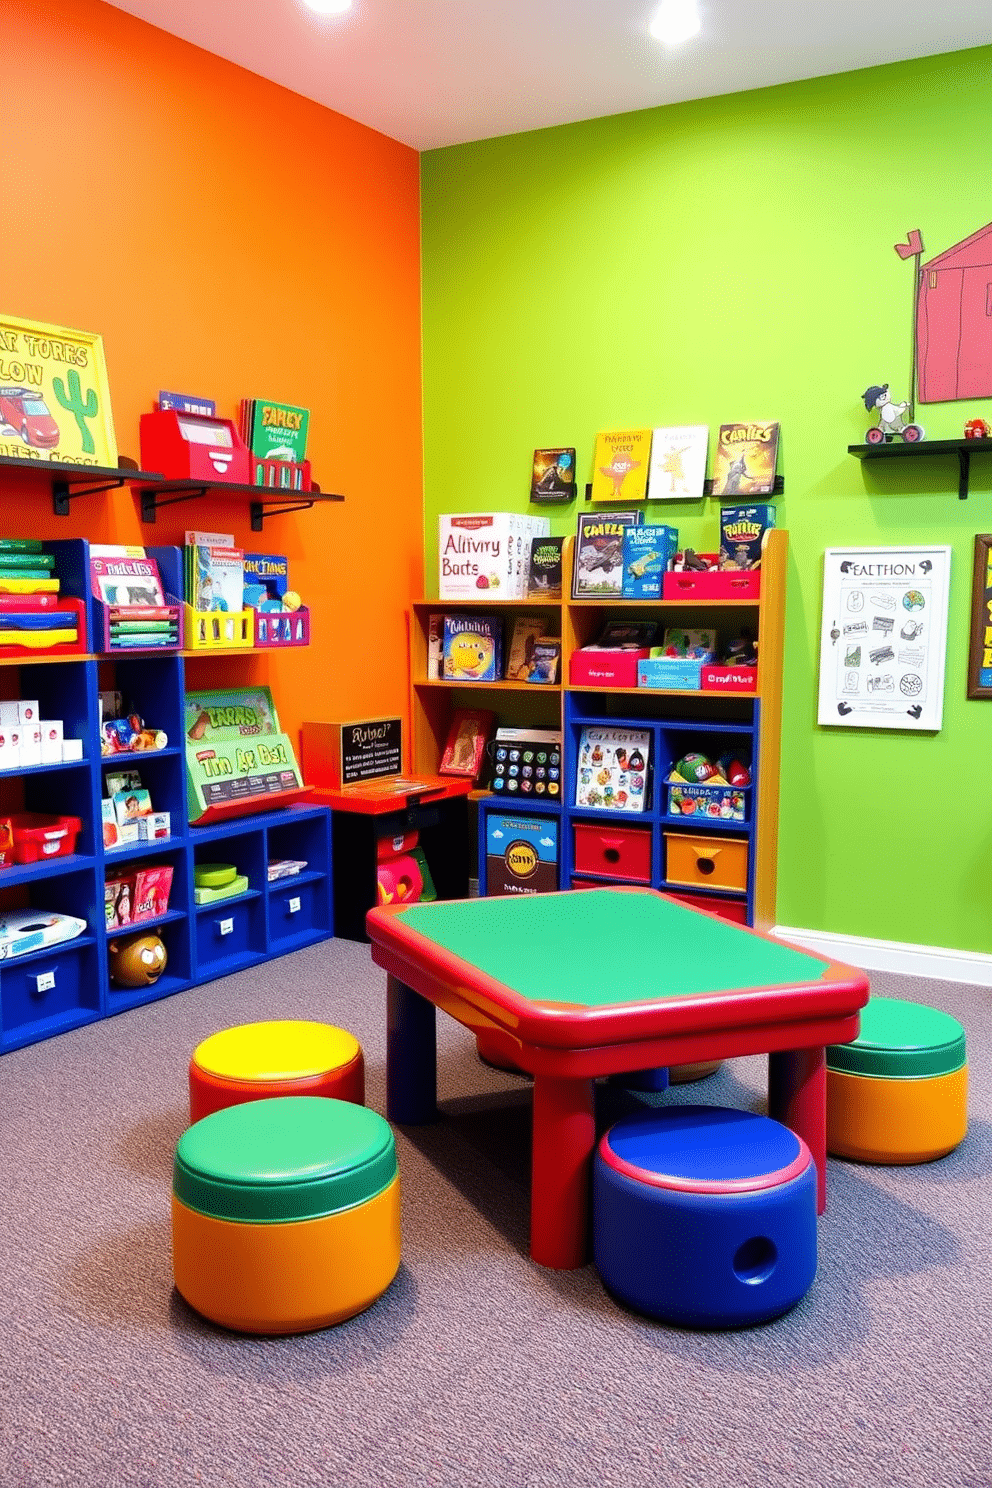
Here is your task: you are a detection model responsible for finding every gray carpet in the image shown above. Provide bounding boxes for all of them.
[1,939,990,1488]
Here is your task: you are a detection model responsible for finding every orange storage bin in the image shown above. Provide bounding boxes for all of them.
[573,822,652,883]
[664,832,748,894]
[666,889,749,925]
[10,813,82,864]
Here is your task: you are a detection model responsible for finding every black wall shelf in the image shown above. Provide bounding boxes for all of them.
[0,455,161,517]
[138,478,345,531]
[849,437,992,500]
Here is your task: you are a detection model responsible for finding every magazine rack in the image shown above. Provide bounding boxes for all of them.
[88,544,184,655]
[183,605,254,651]
[252,606,311,648]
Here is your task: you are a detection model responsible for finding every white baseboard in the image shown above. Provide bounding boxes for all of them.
[773,924,992,987]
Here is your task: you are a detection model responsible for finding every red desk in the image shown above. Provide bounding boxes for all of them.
[365,887,869,1269]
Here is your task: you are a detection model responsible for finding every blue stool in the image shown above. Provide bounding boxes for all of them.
[593,1105,817,1328]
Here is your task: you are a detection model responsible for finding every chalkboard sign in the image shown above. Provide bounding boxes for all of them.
[340,717,403,784]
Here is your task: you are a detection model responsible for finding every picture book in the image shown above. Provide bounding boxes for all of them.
[573,511,642,599]
[647,426,709,500]
[112,787,153,826]
[505,616,552,681]
[89,546,166,608]
[187,544,245,612]
[710,422,780,498]
[441,614,504,682]
[719,504,776,569]
[589,429,652,504]
[438,708,497,778]
[131,863,173,923]
[526,640,561,684]
[527,535,565,599]
[575,726,652,813]
[242,553,289,609]
[241,398,310,464]
[530,447,576,504]
[159,392,216,417]
[425,613,445,679]
[622,524,679,600]
[185,686,280,741]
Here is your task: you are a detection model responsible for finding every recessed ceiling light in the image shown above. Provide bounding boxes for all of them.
[301,0,353,15]
[649,1,701,44]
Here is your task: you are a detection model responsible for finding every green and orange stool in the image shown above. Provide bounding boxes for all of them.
[826,995,967,1164]
[188,1019,365,1123]
[172,1095,401,1333]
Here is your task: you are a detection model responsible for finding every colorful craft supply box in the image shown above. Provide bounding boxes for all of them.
[172,1096,401,1334]
[826,996,967,1164]
[594,1106,817,1328]
[188,1019,365,1123]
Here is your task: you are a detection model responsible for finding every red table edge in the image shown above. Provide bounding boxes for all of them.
[365,890,871,1050]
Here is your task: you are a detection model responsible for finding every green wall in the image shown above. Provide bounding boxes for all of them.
[421,46,992,955]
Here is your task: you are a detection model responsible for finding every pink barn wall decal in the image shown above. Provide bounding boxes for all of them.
[898,223,992,403]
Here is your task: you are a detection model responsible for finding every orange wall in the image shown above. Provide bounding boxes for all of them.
[0,0,423,751]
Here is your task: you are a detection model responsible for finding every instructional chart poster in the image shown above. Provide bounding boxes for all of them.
[817,546,951,731]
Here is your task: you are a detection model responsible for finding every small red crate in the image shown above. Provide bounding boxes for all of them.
[700,664,758,693]
[662,568,761,601]
[9,813,82,864]
[569,649,649,688]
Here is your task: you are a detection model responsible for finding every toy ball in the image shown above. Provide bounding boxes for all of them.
[108,933,167,988]
[282,590,302,611]
[673,752,720,785]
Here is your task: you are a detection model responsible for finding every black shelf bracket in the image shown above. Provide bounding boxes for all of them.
[848,436,992,500]
[958,446,971,501]
[249,496,318,531]
[139,485,209,523]
[52,474,127,517]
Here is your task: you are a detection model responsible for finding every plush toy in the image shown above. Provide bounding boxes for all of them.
[108,933,168,987]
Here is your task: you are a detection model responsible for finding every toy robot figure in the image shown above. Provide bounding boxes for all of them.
[862,384,925,444]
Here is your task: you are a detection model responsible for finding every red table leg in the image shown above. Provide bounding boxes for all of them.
[530,1074,596,1268]
[768,1046,827,1214]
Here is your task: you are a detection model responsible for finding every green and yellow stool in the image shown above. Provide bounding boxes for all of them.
[826,995,967,1164]
[189,1019,364,1123]
[172,1095,401,1333]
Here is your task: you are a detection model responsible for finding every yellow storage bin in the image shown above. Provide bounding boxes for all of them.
[183,604,254,650]
[664,832,748,894]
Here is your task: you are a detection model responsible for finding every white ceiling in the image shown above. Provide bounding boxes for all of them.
[104,0,988,151]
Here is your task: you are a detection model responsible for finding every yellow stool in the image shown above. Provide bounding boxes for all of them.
[188,1019,364,1123]
[172,1095,400,1334]
[826,996,967,1164]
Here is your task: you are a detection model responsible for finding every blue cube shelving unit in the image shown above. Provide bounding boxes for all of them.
[0,540,333,1055]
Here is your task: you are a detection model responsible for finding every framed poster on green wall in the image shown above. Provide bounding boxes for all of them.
[817,545,951,731]
[967,534,992,699]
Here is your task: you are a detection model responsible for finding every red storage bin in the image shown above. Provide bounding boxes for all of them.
[666,890,749,925]
[573,822,652,883]
[9,813,82,864]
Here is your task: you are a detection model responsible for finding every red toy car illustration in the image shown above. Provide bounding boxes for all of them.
[0,386,60,450]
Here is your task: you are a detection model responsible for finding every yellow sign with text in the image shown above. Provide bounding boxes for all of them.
[0,313,117,468]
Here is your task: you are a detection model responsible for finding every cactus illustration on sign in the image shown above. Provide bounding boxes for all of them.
[53,368,98,454]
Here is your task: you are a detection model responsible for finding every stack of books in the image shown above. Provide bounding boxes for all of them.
[239,398,310,488]
[90,545,177,648]
[184,531,245,614]
[0,540,78,649]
